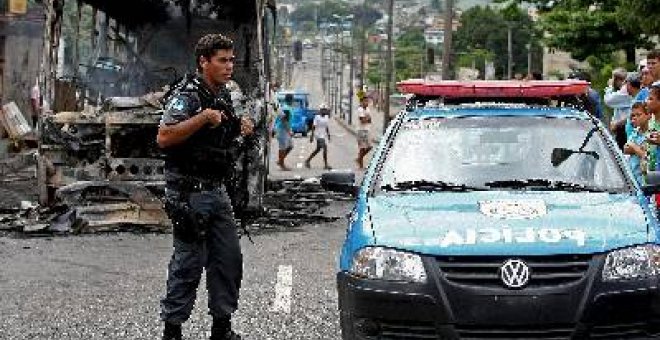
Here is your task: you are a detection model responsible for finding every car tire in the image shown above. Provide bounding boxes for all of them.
[340,311,356,340]
[302,131,308,137]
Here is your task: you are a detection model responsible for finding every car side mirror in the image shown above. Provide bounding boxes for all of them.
[642,171,660,195]
[551,147,599,167]
[320,171,357,196]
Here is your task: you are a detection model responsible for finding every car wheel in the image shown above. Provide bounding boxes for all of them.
[302,131,308,137]
[340,311,356,340]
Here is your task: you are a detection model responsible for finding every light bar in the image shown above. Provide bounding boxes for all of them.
[397,79,590,98]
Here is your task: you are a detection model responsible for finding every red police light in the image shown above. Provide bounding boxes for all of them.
[397,79,590,98]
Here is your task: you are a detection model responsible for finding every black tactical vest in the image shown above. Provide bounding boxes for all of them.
[163,75,242,182]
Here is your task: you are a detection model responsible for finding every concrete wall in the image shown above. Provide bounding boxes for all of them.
[542,47,588,79]
[0,10,44,124]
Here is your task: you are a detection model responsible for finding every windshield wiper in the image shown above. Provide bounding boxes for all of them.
[381,180,486,192]
[485,179,612,193]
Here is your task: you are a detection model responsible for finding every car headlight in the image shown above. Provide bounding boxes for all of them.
[350,247,427,283]
[602,244,660,281]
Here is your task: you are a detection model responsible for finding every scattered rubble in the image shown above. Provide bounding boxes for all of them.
[242,178,352,233]
[0,177,353,238]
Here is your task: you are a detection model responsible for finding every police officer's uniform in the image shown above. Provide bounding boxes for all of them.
[159,74,243,329]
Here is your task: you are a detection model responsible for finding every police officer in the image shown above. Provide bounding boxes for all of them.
[157,34,253,340]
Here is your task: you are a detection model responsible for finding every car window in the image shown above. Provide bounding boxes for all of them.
[378,116,627,192]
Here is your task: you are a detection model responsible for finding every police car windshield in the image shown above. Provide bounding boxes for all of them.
[378,117,627,193]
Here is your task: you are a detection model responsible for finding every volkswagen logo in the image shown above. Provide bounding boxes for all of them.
[500,259,530,289]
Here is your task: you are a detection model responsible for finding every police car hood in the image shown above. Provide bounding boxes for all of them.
[367,191,652,256]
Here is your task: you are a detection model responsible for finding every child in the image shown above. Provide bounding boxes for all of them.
[624,102,652,185]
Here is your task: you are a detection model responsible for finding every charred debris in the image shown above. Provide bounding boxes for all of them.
[0,0,348,237]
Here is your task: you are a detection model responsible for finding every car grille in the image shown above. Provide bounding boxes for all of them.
[436,254,593,289]
[590,322,660,339]
[454,324,575,339]
[380,321,437,339]
[354,319,437,339]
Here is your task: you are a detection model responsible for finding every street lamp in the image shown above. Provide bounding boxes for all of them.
[526,43,532,76]
[383,0,394,132]
[332,14,354,123]
[506,21,515,80]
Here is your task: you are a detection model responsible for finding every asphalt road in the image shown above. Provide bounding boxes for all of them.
[268,47,365,181]
[0,201,350,340]
[0,47,355,340]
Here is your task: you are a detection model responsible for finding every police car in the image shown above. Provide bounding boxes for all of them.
[324,80,660,339]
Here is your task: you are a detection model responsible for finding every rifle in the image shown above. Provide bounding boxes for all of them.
[191,76,256,244]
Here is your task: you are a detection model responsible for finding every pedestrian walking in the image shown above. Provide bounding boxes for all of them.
[275,108,294,170]
[273,94,295,170]
[355,97,373,169]
[304,103,331,169]
[156,33,254,340]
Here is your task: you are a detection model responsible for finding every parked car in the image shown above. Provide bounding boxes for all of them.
[275,90,317,136]
[324,80,660,339]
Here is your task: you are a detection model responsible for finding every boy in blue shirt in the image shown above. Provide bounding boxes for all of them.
[624,102,652,185]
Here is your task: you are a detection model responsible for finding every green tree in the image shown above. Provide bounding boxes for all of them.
[393,28,433,81]
[289,3,315,23]
[353,4,383,28]
[453,5,541,79]
[617,0,660,39]
[289,0,351,27]
[431,0,443,11]
[505,0,650,64]
[365,28,430,86]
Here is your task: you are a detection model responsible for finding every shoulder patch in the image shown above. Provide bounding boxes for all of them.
[166,96,188,112]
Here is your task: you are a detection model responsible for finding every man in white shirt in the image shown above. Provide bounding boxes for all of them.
[30,79,41,128]
[355,97,373,169]
[304,103,331,169]
[605,68,632,149]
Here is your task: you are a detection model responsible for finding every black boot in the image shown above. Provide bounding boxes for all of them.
[162,322,182,340]
[210,316,241,340]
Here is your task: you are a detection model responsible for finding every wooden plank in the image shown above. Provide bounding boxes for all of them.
[0,102,33,139]
[9,0,28,15]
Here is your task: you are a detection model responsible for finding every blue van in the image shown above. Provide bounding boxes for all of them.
[324,81,660,339]
[276,90,316,136]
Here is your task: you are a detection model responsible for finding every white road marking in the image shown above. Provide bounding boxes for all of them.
[296,162,303,168]
[272,265,293,313]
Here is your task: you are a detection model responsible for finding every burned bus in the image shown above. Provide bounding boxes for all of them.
[36,0,278,232]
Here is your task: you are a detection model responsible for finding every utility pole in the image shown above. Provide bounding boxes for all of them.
[359,0,367,89]
[441,0,454,80]
[339,40,344,120]
[526,43,532,76]
[507,24,513,79]
[40,0,56,114]
[349,33,354,125]
[383,0,394,133]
